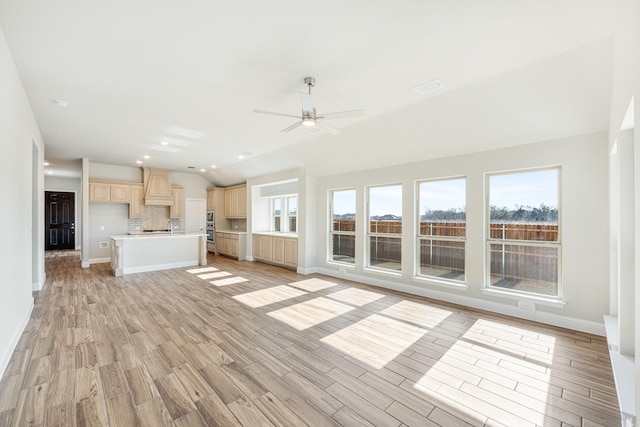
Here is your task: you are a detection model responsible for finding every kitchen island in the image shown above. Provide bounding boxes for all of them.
[110,233,207,277]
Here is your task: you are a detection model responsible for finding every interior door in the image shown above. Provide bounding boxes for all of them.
[45,191,75,250]
[185,198,206,234]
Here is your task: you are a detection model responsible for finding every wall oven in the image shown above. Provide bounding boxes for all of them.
[206,211,215,243]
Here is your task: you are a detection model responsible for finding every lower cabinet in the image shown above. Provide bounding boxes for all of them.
[252,234,297,269]
[215,232,246,260]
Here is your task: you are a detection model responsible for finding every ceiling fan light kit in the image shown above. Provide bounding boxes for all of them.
[253,77,363,134]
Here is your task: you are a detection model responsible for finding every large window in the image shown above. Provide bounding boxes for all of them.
[271,196,297,234]
[487,168,560,297]
[368,184,402,272]
[329,189,356,264]
[417,178,466,282]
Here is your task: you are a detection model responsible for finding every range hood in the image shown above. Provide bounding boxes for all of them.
[141,167,174,206]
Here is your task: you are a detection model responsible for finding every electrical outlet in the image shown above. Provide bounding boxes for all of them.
[517,301,535,312]
[99,242,108,249]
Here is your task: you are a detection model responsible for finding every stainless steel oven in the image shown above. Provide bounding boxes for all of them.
[206,211,215,243]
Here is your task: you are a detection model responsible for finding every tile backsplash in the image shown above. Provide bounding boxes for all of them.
[128,205,181,231]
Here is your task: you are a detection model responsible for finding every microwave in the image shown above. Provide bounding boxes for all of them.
[206,211,214,222]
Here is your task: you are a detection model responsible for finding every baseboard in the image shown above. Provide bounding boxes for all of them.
[31,271,45,292]
[123,260,199,275]
[88,257,110,264]
[0,300,34,380]
[297,266,318,275]
[316,267,605,336]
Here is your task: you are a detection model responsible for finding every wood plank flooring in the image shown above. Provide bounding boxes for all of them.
[0,251,620,426]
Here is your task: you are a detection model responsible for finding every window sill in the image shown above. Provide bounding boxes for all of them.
[481,287,567,308]
[411,276,469,291]
[326,261,356,270]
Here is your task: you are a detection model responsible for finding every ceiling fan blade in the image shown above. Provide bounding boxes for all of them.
[281,121,303,132]
[315,120,341,135]
[253,109,300,119]
[298,92,314,114]
[319,109,364,120]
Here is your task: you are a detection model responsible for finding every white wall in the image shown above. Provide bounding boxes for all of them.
[45,176,82,249]
[315,133,609,333]
[0,25,45,377]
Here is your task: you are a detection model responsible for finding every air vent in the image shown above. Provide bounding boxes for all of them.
[414,79,444,95]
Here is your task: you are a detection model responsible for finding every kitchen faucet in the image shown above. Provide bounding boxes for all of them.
[167,219,173,236]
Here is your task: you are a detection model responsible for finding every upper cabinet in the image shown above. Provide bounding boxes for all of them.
[169,187,184,218]
[224,184,247,218]
[206,188,217,211]
[110,184,130,203]
[129,184,144,218]
[89,181,130,203]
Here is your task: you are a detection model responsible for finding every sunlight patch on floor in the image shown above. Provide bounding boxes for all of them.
[198,271,231,280]
[233,285,307,308]
[186,266,219,274]
[326,288,385,307]
[321,313,426,369]
[210,276,248,286]
[268,297,353,330]
[380,300,452,328]
[288,278,339,292]
[412,319,556,427]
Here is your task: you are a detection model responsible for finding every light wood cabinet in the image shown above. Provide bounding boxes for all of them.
[252,233,297,269]
[284,238,298,267]
[206,188,217,211]
[129,184,144,218]
[224,184,247,218]
[89,182,111,202]
[215,232,246,260]
[110,184,130,203]
[169,187,183,218]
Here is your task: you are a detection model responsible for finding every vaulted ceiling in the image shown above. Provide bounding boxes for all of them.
[0,0,619,185]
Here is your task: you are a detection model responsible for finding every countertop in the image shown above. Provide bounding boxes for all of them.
[111,233,206,240]
[216,230,247,235]
[252,232,298,238]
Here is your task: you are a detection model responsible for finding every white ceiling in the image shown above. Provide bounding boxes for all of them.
[0,1,619,186]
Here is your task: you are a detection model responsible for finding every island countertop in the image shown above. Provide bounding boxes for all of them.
[110,233,207,276]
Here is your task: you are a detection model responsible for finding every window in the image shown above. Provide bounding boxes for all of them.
[368,184,402,272]
[417,178,466,282]
[271,196,297,234]
[272,198,282,232]
[487,168,560,297]
[329,189,356,264]
[288,196,297,233]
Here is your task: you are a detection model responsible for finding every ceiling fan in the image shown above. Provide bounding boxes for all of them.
[253,77,364,135]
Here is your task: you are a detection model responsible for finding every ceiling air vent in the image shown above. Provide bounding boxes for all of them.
[414,79,444,95]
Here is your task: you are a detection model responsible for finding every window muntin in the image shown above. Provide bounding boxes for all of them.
[329,189,356,264]
[272,198,282,232]
[487,168,560,297]
[417,178,466,282]
[368,185,402,272]
[270,196,297,234]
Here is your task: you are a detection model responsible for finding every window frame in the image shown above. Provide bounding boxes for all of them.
[415,176,467,284]
[328,188,356,265]
[366,183,403,273]
[270,195,297,234]
[485,166,562,300]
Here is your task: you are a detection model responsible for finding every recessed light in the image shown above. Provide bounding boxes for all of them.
[136,160,142,164]
[238,155,244,159]
[43,161,50,166]
[211,165,217,169]
[143,155,150,159]
[414,79,444,95]
[52,99,69,107]
[47,171,53,175]
[200,169,206,172]
[161,141,169,146]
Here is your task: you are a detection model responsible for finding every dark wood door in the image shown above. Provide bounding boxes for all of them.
[45,191,75,250]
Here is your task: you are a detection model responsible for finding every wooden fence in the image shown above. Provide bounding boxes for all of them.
[332,219,558,283]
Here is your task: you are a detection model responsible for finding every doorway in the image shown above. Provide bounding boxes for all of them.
[45,191,75,250]
[184,198,206,234]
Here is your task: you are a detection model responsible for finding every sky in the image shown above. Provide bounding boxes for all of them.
[331,169,558,217]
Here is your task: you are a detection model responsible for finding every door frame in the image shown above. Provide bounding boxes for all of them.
[45,188,79,250]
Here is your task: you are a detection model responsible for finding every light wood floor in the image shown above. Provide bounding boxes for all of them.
[0,251,620,426]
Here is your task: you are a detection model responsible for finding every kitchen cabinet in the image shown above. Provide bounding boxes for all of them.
[206,188,217,211]
[224,184,247,218]
[129,184,144,218]
[252,233,297,269]
[169,187,183,218]
[89,181,130,203]
[215,232,246,260]
[110,184,130,203]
